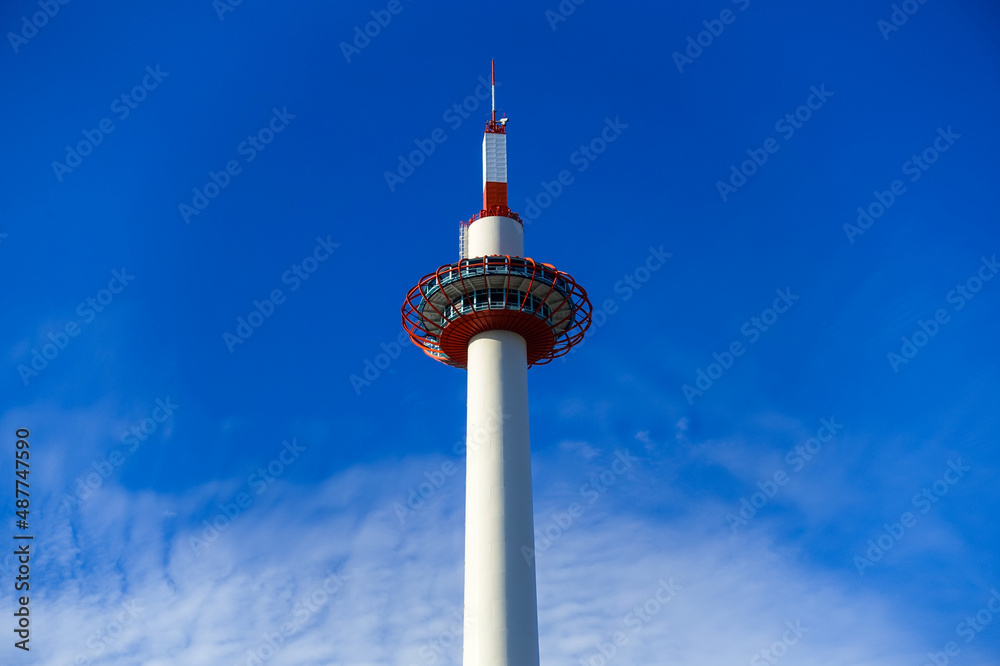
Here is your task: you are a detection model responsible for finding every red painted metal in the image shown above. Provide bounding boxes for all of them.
[464,207,521,226]
[483,182,508,209]
[401,255,592,369]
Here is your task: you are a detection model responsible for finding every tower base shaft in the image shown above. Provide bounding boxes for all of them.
[463,330,540,666]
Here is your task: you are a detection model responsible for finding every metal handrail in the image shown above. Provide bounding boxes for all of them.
[422,259,562,299]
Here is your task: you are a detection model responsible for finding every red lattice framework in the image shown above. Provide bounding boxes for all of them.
[402,255,592,368]
[464,206,522,227]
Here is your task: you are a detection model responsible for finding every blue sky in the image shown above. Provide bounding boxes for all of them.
[1,0,999,663]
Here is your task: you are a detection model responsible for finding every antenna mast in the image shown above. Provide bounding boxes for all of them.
[401,63,592,666]
[486,60,505,134]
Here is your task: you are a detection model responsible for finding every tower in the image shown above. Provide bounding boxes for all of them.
[402,62,592,665]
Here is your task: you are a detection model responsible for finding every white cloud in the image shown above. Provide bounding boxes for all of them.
[4,400,989,666]
[0,443,947,666]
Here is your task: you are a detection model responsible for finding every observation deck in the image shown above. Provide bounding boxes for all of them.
[402,254,591,368]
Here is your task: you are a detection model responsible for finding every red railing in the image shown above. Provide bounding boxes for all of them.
[463,206,522,226]
[402,255,591,369]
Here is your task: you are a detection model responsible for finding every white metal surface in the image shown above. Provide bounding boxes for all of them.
[460,222,470,259]
[482,133,508,187]
[468,215,523,258]
[463,329,540,666]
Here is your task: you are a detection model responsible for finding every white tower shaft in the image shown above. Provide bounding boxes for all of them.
[462,216,540,666]
[403,61,591,666]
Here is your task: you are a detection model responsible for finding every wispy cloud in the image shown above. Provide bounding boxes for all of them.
[0,401,952,666]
